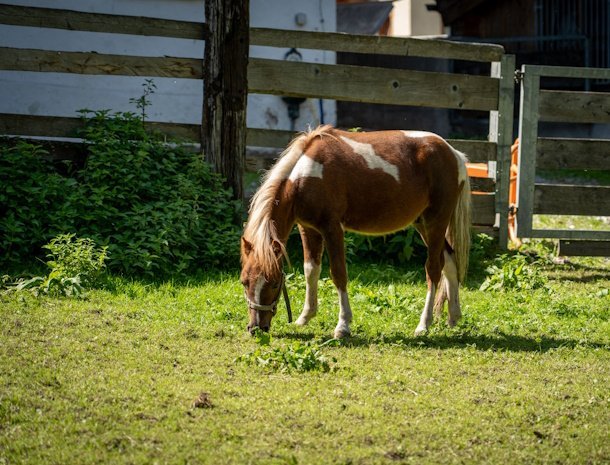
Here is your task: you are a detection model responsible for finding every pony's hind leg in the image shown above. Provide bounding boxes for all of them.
[295,226,324,326]
[436,248,461,327]
[321,223,352,339]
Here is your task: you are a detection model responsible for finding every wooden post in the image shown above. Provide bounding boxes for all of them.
[516,64,541,239]
[489,54,515,249]
[203,0,249,201]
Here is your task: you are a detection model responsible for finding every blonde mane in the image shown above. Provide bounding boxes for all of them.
[242,125,332,276]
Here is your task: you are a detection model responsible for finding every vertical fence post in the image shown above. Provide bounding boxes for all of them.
[489,54,516,248]
[202,0,250,201]
[516,65,540,239]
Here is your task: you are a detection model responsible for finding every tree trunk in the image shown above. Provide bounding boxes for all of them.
[203,0,249,201]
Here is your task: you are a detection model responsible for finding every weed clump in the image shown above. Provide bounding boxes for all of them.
[8,234,108,297]
[480,253,548,292]
[236,333,337,373]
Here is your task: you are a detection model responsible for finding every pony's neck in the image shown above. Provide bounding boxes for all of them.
[269,181,296,244]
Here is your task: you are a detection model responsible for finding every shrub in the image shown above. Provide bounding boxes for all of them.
[479,253,548,292]
[9,234,108,297]
[0,142,74,267]
[73,109,241,275]
[43,234,108,288]
[0,110,241,275]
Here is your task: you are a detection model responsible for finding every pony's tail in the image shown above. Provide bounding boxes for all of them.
[435,148,471,314]
[451,172,471,283]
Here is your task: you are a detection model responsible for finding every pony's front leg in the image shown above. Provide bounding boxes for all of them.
[322,224,352,338]
[295,226,324,326]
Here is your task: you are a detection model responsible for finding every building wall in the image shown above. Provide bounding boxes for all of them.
[390,0,444,37]
[0,0,336,136]
[337,0,449,136]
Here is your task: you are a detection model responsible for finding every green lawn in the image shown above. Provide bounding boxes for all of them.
[1,256,609,464]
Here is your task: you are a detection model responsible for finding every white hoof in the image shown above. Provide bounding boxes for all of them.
[414,325,428,337]
[333,324,351,339]
[295,311,316,326]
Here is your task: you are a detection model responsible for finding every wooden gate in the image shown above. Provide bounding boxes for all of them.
[516,64,610,256]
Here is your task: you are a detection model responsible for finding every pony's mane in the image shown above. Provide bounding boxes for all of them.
[242,125,333,276]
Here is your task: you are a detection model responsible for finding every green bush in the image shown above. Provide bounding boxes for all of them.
[479,253,548,292]
[0,111,241,275]
[43,234,108,288]
[0,142,75,267]
[10,234,109,297]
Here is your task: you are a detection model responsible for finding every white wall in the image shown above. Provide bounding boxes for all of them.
[390,0,443,37]
[0,0,336,136]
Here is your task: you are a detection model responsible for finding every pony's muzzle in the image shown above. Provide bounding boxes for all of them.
[247,307,272,334]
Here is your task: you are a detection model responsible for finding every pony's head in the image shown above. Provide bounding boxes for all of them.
[240,236,285,334]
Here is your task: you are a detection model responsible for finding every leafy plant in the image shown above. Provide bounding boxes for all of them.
[43,234,108,287]
[479,253,548,292]
[236,334,337,373]
[129,78,157,122]
[74,110,241,274]
[8,234,108,297]
[0,83,241,275]
[0,141,74,268]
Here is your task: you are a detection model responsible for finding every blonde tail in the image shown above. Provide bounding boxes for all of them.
[450,174,471,283]
[434,150,471,316]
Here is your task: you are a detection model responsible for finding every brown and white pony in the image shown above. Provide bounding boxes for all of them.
[240,125,471,338]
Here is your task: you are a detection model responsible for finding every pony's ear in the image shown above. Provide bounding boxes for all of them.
[271,240,283,259]
[241,237,253,256]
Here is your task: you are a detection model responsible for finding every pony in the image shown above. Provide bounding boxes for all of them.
[240,125,471,338]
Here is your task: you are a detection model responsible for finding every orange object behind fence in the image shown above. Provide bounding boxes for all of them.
[466,139,521,246]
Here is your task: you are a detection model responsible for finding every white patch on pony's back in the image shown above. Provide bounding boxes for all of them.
[288,155,324,182]
[401,130,436,139]
[401,131,468,185]
[340,136,400,182]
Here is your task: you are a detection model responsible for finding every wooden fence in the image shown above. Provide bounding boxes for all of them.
[517,64,610,256]
[0,4,516,243]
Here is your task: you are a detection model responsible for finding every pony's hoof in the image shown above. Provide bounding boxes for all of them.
[414,326,428,337]
[333,325,351,339]
[295,316,308,326]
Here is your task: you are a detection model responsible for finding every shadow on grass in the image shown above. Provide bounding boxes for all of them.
[545,261,610,284]
[280,330,608,353]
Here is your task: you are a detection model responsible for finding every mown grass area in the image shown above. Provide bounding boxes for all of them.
[1,254,609,465]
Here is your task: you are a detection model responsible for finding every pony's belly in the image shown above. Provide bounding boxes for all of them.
[343,212,418,235]
[341,191,426,235]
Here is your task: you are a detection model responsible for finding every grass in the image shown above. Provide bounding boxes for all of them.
[1,254,609,465]
[534,214,610,232]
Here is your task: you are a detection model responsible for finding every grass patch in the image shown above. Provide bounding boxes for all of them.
[1,258,609,464]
